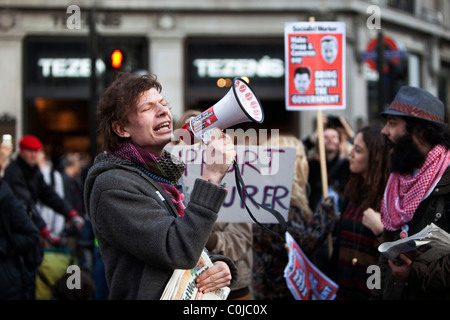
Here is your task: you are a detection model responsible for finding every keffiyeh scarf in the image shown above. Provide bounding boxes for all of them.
[111,143,186,216]
[380,145,450,231]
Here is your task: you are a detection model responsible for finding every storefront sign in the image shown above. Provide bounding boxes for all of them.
[193,56,284,79]
[284,21,346,110]
[187,39,284,89]
[24,36,148,98]
[37,58,105,78]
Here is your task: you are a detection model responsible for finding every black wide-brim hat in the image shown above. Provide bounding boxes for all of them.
[380,86,447,128]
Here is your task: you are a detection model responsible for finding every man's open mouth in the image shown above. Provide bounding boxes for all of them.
[154,121,171,132]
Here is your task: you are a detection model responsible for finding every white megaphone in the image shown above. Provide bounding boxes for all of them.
[178,77,264,144]
[174,78,287,234]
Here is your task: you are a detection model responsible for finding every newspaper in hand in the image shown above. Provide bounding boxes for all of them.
[378,223,450,263]
[160,251,230,300]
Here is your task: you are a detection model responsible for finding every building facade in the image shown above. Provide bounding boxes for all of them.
[0,0,449,160]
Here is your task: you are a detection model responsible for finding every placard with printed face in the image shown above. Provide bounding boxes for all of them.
[285,21,346,110]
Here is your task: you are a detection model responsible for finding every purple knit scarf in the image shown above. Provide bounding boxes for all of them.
[110,143,186,216]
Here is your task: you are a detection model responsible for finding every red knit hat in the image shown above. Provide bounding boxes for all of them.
[19,135,43,150]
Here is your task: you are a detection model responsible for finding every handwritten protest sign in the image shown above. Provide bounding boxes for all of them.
[285,21,346,110]
[284,232,338,300]
[166,145,296,223]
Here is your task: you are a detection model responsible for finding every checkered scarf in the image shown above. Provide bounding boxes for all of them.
[381,145,450,231]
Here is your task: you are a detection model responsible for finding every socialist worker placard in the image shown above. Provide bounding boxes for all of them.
[285,21,346,110]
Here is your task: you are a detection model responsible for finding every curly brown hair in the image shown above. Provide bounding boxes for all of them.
[96,72,162,152]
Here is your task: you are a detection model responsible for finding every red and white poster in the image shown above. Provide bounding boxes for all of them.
[285,21,346,110]
[284,232,338,300]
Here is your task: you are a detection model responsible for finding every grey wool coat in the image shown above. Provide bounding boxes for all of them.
[84,152,237,299]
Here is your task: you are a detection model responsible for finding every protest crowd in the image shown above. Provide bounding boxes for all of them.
[0,71,449,301]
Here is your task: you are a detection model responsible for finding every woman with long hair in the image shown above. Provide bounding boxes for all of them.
[335,125,390,299]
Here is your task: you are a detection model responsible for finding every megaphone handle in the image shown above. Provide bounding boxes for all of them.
[233,161,287,236]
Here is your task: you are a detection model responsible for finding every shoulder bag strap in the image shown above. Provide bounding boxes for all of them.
[136,168,179,218]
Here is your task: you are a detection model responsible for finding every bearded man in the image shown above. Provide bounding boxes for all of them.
[371,86,450,300]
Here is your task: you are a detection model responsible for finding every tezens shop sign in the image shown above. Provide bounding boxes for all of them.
[186,38,284,88]
[193,56,284,79]
[37,58,105,78]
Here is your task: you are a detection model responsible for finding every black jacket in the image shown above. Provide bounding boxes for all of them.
[372,166,450,300]
[4,156,72,229]
[0,179,40,299]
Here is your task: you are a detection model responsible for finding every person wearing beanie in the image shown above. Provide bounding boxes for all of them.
[3,135,85,247]
[371,86,450,300]
[19,135,44,151]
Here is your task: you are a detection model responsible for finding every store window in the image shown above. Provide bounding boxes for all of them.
[23,36,148,163]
